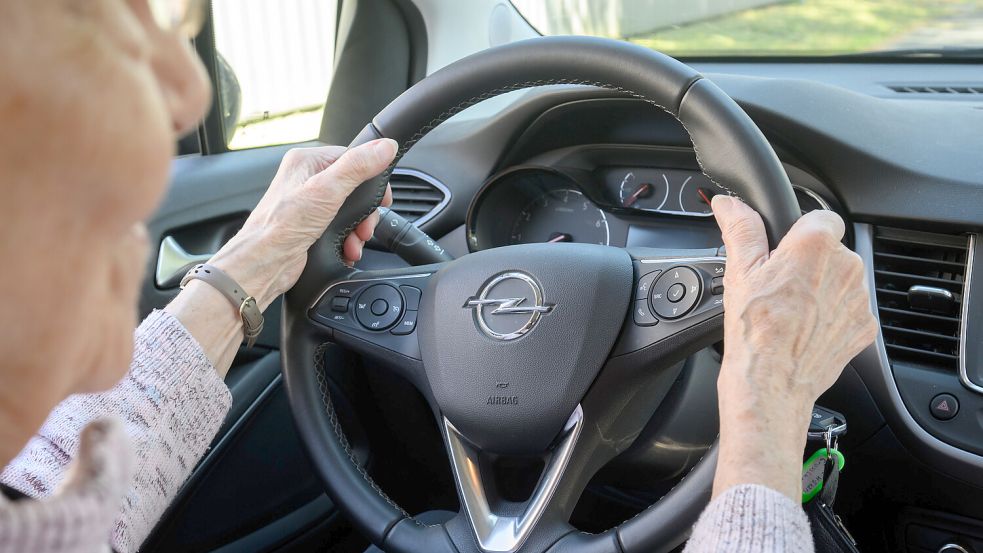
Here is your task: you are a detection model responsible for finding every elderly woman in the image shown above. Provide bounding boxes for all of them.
[0,1,876,552]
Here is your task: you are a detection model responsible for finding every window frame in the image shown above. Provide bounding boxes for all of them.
[193,2,227,155]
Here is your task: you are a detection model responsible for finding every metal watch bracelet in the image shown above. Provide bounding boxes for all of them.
[180,263,264,348]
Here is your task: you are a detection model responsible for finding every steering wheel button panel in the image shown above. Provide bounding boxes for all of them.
[355,284,403,330]
[615,253,726,354]
[310,273,434,360]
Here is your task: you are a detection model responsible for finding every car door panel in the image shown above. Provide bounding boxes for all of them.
[138,145,356,552]
[142,353,341,553]
[140,143,316,349]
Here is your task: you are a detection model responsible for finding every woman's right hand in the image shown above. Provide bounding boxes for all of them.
[167,140,398,375]
[710,194,878,501]
[208,139,398,311]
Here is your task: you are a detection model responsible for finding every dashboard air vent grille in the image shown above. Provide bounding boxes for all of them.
[388,170,449,225]
[886,84,983,95]
[873,227,969,371]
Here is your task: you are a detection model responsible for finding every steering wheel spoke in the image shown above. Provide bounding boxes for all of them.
[444,405,585,553]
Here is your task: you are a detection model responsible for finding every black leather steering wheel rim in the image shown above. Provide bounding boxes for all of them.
[282,36,800,553]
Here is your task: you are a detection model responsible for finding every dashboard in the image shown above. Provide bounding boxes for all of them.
[389,75,983,492]
[367,63,983,550]
[466,145,835,252]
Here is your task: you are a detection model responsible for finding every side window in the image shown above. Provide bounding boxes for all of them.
[211,0,338,150]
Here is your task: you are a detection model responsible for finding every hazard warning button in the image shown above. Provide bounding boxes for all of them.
[930,393,959,421]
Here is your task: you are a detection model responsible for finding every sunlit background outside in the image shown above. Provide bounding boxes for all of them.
[513,0,983,55]
[212,0,337,150]
[210,0,983,150]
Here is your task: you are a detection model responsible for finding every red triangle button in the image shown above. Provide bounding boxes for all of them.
[931,394,958,420]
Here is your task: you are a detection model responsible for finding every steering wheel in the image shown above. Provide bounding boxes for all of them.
[282,36,800,553]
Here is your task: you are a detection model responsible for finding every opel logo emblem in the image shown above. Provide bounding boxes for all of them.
[463,272,555,340]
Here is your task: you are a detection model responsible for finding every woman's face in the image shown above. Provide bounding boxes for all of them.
[0,0,210,402]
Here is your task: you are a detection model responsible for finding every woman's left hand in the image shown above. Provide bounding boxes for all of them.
[709,194,877,500]
[208,139,398,310]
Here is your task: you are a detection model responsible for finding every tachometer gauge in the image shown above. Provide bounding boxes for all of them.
[618,171,669,211]
[511,188,610,246]
[678,174,717,215]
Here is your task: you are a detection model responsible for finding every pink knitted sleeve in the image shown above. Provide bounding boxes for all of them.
[684,483,815,553]
[0,310,232,553]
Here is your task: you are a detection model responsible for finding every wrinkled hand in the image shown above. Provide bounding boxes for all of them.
[710,194,877,500]
[209,139,398,310]
[714,195,877,408]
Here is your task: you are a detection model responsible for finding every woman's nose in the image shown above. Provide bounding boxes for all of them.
[155,36,212,137]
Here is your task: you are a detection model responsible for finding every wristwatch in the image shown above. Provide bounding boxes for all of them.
[180,263,264,348]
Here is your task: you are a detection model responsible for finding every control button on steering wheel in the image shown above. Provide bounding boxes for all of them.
[651,266,702,319]
[355,284,403,330]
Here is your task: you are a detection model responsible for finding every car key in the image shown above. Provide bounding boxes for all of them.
[807,404,847,440]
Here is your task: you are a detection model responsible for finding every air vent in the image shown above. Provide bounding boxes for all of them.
[388,169,449,225]
[885,84,983,95]
[873,227,969,371]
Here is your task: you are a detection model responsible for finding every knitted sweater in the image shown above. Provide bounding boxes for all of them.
[0,310,231,552]
[0,310,812,552]
[684,484,815,553]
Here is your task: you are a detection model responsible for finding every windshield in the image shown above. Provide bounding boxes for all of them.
[510,0,983,58]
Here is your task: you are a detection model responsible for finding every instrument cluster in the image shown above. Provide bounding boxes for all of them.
[465,163,834,252]
[600,166,717,216]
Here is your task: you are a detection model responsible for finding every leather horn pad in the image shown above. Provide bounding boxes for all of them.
[418,243,633,454]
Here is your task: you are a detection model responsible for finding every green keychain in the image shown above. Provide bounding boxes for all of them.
[802,447,846,503]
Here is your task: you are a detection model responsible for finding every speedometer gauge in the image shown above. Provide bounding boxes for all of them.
[467,166,618,251]
[511,188,610,246]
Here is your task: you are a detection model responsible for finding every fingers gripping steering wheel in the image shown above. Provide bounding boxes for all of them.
[282,37,800,553]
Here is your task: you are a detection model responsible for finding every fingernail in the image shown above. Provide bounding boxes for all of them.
[374,138,398,163]
[711,194,734,212]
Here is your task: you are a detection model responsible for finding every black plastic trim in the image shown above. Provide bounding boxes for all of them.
[193,0,228,155]
[209,495,337,553]
[854,223,983,486]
